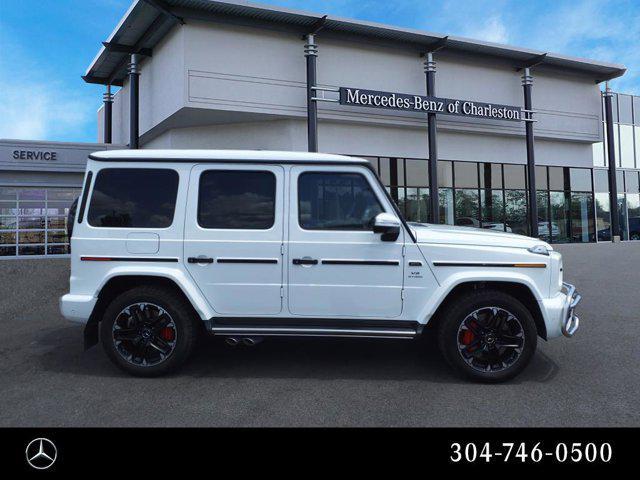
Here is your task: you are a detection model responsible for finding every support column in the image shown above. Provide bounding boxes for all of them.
[102,85,113,144]
[425,52,439,224]
[603,82,620,242]
[522,68,538,238]
[305,34,318,152]
[128,54,140,149]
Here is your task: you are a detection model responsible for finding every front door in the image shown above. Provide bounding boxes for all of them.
[184,164,284,315]
[287,165,404,318]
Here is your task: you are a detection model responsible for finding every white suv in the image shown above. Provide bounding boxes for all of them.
[60,150,580,382]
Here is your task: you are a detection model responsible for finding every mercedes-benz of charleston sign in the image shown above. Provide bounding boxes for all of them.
[339,87,522,122]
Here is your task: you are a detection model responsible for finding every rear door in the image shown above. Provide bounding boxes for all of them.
[184,164,285,315]
[287,165,404,318]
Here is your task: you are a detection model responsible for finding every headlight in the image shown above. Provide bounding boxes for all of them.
[527,244,551,256]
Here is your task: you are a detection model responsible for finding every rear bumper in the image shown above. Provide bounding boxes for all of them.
[540,282,581,339]
[59,294,96,324]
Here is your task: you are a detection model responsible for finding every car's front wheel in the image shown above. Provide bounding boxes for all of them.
[437,289,538,383]
[100,286,199,377]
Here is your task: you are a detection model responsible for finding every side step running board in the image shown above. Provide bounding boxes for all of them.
[210,326,417,340]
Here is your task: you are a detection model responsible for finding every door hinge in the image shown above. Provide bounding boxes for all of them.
[402,244,406,257]
[280,286,284,298]
[401,289,405,300]
[280,243,285,255]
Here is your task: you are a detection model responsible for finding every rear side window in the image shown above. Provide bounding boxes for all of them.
[298,172,383,230]
[88,168,179,228]
[198,170,276,229]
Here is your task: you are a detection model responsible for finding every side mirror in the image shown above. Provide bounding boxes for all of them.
[372,212,400,242]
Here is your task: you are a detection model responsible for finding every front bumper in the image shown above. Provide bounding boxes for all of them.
[560,282,581,337]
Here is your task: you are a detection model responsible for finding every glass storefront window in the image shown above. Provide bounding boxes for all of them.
[617,170,625,192]
[627,194,640,241]
[379,158,391,185]
[548,167,566,191]
[617,194,628,240]
[481,189,505,231]
[394,187,406,217]
[595,193,611,241]
[626,171,640,193]
[550,192,570,243]
[404,187,429,223]
[619,124,635,168]
[394,159,405,186]
[0,186,80,257]
[454,189,479,227]
[439,188,454,225]
[618,94,634,125]
[503,165,526,189]
[454,162,478,188]
[535,166,548,190]
[613,125,620,167]
[536,191,551,242]
[405,159,429,186]
[353,155,623,244]
[570,168,592,192]
[594,169,610,192]
[570,193,595,242]
[479,164,502,189]
[438,161,453,188]
[505,190,528,236]
[592,140,605,167]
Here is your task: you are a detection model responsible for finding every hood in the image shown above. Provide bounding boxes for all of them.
[409,222,551,250]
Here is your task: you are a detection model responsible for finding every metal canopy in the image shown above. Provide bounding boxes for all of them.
[84,0,626,85]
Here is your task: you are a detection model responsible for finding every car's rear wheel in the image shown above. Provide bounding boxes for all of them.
[437,289,537,383]
[100,286,199,377]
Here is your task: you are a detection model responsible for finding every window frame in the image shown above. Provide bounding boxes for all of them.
[297,170,387,232]
[196,169,277,231]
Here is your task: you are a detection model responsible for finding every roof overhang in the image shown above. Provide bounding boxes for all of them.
[84,0,627,86]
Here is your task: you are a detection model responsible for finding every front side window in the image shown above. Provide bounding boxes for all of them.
[88,169,179,228]
[198,170,276,229]
[298,172,383,230]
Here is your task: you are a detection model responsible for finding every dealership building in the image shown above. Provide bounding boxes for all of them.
[1,0,639,258]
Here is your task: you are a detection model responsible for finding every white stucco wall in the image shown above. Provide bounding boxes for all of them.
[101,18,604,168]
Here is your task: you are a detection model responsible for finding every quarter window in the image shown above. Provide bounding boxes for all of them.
[88,169,179,228]
[198,170,276,229]
[298,172,384,230]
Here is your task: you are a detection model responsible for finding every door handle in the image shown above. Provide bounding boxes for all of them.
[292,258,318,265]
[188,257,214,264]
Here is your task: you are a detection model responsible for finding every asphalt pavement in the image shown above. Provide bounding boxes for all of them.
[1,242,638,427]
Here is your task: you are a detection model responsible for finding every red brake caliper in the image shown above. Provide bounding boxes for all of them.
[160,327,175,341]
[461,321,477,345]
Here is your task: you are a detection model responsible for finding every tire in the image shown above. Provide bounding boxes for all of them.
[436,289,538,383]
[100,286,200,377]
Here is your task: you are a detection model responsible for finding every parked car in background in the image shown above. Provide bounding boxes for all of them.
[538,221,561,242]
[629,217,640,240]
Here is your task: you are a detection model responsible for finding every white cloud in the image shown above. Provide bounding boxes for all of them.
[463,14,510,44]
[0,78,94,142]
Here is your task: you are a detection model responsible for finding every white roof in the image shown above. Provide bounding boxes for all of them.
[85,0,625,85]
[89,149,369,164]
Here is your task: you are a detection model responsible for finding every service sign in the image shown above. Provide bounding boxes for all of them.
[339,87,523,122]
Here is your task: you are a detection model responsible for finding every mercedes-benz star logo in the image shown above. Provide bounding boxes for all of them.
[25,438,57,470]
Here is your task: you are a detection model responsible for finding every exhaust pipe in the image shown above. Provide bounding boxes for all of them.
[225,337,240,346]
[242,337,263,347]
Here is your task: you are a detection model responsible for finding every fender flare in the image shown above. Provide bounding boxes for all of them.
[93,265,215,321]
[418,271,544,325]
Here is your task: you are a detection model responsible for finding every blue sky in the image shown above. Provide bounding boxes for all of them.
[1,0,638,143]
